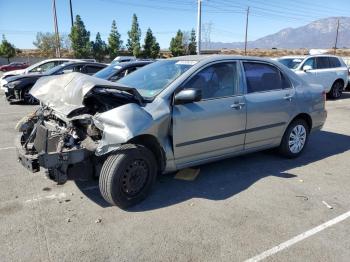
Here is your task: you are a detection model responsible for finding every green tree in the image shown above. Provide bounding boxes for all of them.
[69,15,91,58]
[92,32,107,62]
[108,20,123,59]
[127,14,141,57]
[0,35,16,63]
[188,29,197,55]
[142,28,160,59]
[169,30,185,57]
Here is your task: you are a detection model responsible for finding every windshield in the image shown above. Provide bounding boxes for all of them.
[94,64,122,79]
[277,58,303,69]
[117,60,195,98]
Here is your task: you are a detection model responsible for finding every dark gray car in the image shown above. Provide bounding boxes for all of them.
[16,55,327,208]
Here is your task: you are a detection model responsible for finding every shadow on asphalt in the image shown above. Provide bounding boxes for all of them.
[74,130,350,211]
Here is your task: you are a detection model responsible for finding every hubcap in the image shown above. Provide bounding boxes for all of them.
[289,125,307,154]
[121,159,149,197]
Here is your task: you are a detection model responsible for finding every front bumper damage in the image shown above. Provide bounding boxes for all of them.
[16,116,96,184]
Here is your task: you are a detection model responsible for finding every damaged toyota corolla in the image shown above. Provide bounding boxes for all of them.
[16,55,327,208]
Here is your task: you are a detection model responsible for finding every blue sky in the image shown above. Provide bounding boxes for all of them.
[0,0,349,49]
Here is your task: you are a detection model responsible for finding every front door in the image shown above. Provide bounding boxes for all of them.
[298,57,318,84]
[172,62,247,166]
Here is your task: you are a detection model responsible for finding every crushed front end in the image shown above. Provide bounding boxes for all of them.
[16,107,102,184]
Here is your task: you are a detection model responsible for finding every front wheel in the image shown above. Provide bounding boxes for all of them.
[99,144,157,209]
[328,81,343,99]
[279,119,309,158]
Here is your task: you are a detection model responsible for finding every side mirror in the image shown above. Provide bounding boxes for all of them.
[303,65,313,71]
[174,88,202,105]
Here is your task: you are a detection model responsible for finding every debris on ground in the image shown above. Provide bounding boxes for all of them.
[42,187,51,191]
[299,179,304,183]
[189,202,195,207]
[95,218,102,223]
[65,199,71,202]
[322,201,333,209]
[296,195,309,201]
[66,218,71,223]
[174,168,200,181]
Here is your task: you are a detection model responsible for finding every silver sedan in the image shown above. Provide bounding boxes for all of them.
[17,55,327,208]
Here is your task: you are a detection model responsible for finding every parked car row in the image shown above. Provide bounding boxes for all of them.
[2,57,154,104]
[15,55,327,208]
[0,62,29,72]
[276,54,348,98]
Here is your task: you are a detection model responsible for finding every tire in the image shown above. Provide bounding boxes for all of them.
[328,80,343,99]
[99,144,157,209]
[278,119,309,158]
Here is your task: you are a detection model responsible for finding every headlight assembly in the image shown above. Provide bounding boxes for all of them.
[6,80,22,89]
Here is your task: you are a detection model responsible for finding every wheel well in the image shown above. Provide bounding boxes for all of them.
[334,78,344,87]
[128,134,166,173]
[291,113,312,131]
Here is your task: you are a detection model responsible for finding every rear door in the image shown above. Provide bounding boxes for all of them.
[315,57,334,91]
[242,61,296,150]
[172,61,247,166]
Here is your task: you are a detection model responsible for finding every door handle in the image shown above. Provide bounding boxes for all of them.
[283,94,293,101]
[231,102,245,109]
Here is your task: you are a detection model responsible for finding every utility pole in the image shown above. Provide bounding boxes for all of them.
[69,0,74,28]
[196,0,202,55]
[244,6,250,56]
[52,0,61,57]
[334,19,340,55]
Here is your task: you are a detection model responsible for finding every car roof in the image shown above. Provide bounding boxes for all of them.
[113,60,153,68]
[168,55,283,64]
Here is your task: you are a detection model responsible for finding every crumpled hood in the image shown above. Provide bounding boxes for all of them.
[30,72,129,116]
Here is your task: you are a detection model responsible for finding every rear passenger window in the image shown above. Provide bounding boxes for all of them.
[243,62,289,93]
[329,57,341,68]
[316,57,330,69]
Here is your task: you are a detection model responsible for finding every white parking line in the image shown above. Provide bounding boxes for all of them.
[25,192,67,203]
[245,210,350,262]
[0,146,16,151]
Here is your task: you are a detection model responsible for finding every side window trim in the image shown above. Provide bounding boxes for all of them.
[241,60,294,94]
[176,60,243,102]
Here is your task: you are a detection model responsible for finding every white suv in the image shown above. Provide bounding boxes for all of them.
[277,55,348,98]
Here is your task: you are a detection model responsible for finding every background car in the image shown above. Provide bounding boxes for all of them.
[0,62,29,72]
[93,60,154,82]
[4,61,106,104]
[0,58,83,90]
[112,56,136,63]
[277,55,348,98]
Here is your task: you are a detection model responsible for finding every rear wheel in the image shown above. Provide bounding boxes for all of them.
[328,81,343,99]
[99,144,157,209]
[279,119,309,158]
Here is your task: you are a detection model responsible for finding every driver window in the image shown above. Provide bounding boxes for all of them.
[303,58,316,69]
[30,61,55,73]
[184,62,239,100]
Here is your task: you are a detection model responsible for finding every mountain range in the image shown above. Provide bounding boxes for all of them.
[208,17,350,49]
